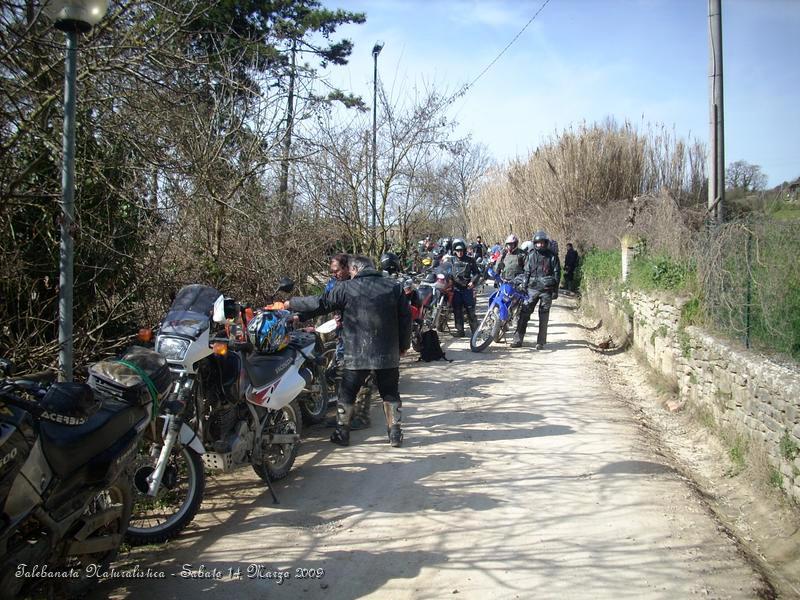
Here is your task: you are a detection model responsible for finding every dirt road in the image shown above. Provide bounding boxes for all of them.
[92,295,770,599]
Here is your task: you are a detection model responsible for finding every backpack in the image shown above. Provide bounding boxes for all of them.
[417,329,452,362]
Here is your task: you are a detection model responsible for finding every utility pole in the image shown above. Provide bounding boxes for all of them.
[278,39,297,223]
[708,0,725,227]
[371,41,383,253]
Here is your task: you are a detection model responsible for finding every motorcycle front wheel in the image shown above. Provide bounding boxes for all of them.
[253,399,303,482]
[470,305,502,353]
[126,442,205,546]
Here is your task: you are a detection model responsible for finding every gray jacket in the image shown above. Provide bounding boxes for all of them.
[524,248,561,291]
[292,269,411,370]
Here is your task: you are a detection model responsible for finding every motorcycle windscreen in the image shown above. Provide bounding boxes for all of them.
[417,286,434,306]
[160,284,221,338]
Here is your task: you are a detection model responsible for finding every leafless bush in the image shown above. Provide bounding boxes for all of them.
[466,119,705,248]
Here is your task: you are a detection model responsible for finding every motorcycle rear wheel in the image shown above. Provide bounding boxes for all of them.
[126,442,205,546]
[470,306,502,352]
[58,476,133,598]
[299,359,330,425]
[253,399,303,482]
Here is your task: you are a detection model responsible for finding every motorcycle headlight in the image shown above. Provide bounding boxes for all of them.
[157,337,190,361]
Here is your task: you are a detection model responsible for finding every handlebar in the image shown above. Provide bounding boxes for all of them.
[210,337,254,353]
[0,380,46,417]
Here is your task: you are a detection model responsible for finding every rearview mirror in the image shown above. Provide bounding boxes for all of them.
[224,298,238,319]
[277,277,294,293]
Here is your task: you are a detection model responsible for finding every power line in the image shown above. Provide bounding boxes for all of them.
[462,0,552,96]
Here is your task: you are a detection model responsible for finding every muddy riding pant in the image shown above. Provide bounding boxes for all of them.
[515,289,553,345]
[337,367,401,429]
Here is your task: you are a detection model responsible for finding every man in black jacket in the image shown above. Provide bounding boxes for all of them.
[287,256,412,447]
[449,239,481,337]
[563,243,579,293]
[511,231,561,350]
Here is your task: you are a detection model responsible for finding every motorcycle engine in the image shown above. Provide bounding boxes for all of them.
[206,402,238,443]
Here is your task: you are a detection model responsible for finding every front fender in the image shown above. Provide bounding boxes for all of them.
[179,423,205,455]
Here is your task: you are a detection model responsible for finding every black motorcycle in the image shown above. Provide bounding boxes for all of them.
[0,347,170,599]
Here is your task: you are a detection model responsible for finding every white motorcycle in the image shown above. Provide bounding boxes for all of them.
[126,279,326,545]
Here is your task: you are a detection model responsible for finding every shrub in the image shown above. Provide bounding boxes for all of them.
[579,248,621,289]
[629,254,694,291]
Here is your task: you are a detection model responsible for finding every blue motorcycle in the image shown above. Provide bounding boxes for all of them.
[470,267,528,352]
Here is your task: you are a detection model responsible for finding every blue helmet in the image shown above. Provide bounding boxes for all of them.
[248,310,290,354]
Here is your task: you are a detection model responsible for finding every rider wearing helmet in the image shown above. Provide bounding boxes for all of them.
[492,234,526,281]
[449,238,481,338]
[512,230,561,349]
[520,240,534,254]
[380,251,401,276]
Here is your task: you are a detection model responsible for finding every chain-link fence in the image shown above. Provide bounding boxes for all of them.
[697,217,800,360]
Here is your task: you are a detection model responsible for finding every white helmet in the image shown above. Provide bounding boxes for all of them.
[504,234,519,247]
[521,240,534,253]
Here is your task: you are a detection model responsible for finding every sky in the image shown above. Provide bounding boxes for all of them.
[317,0,800,187]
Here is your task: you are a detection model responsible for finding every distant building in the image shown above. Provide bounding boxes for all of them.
[787,180,799,203]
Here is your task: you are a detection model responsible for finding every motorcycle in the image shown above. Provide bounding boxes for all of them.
[470,267,529,352]
[0,347,168,598]
[422,264,454,335]
[126,279,326,545]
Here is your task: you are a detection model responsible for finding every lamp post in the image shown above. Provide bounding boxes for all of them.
[371,41,383,252]
[43,0,109,382]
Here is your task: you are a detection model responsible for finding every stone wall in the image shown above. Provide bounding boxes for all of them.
[583,284,800,502]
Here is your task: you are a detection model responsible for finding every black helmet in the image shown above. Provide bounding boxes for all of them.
[452,238,467,253]
[533,230,549,249]
[380,252,401,275]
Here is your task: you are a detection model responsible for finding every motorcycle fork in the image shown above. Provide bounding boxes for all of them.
[146,375,193,497]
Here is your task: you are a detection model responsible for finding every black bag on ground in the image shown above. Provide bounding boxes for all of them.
[417,329,452,362]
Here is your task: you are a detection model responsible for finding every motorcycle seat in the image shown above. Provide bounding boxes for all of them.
[288,331,316,349]
[40,399,148,478]
[245,350,296,388]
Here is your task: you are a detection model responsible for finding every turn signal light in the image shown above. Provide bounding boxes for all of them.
[137,328,153,343]
[212,342,228,356]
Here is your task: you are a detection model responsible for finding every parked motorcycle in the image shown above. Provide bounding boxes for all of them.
[470,267,529,352]
[127,279,326,545]
[419,266,454,336]
[0,347,168,598]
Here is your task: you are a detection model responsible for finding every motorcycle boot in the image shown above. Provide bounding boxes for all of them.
[382,397,403,447]
[536,309,550,349]
[512,309,530,347]
[351,387,372,430]
[466,305,479,335]
[451,303,465,338]
[331,403,354,446]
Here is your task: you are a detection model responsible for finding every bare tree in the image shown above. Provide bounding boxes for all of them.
[726,160,768,193]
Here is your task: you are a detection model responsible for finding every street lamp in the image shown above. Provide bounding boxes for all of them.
[42,0,109,381]
[371,41,383,251]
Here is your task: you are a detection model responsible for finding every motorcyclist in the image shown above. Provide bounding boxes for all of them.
[511,230,561,349]
[449,239,481,338]
[492,234,526,281]
[380,251,402,277]
[288,256,411,448]
[520,240,534,255]
[473,235,486,259]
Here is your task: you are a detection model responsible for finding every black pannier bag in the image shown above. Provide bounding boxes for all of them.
[88,346,172,406]
[417,329,452,363]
